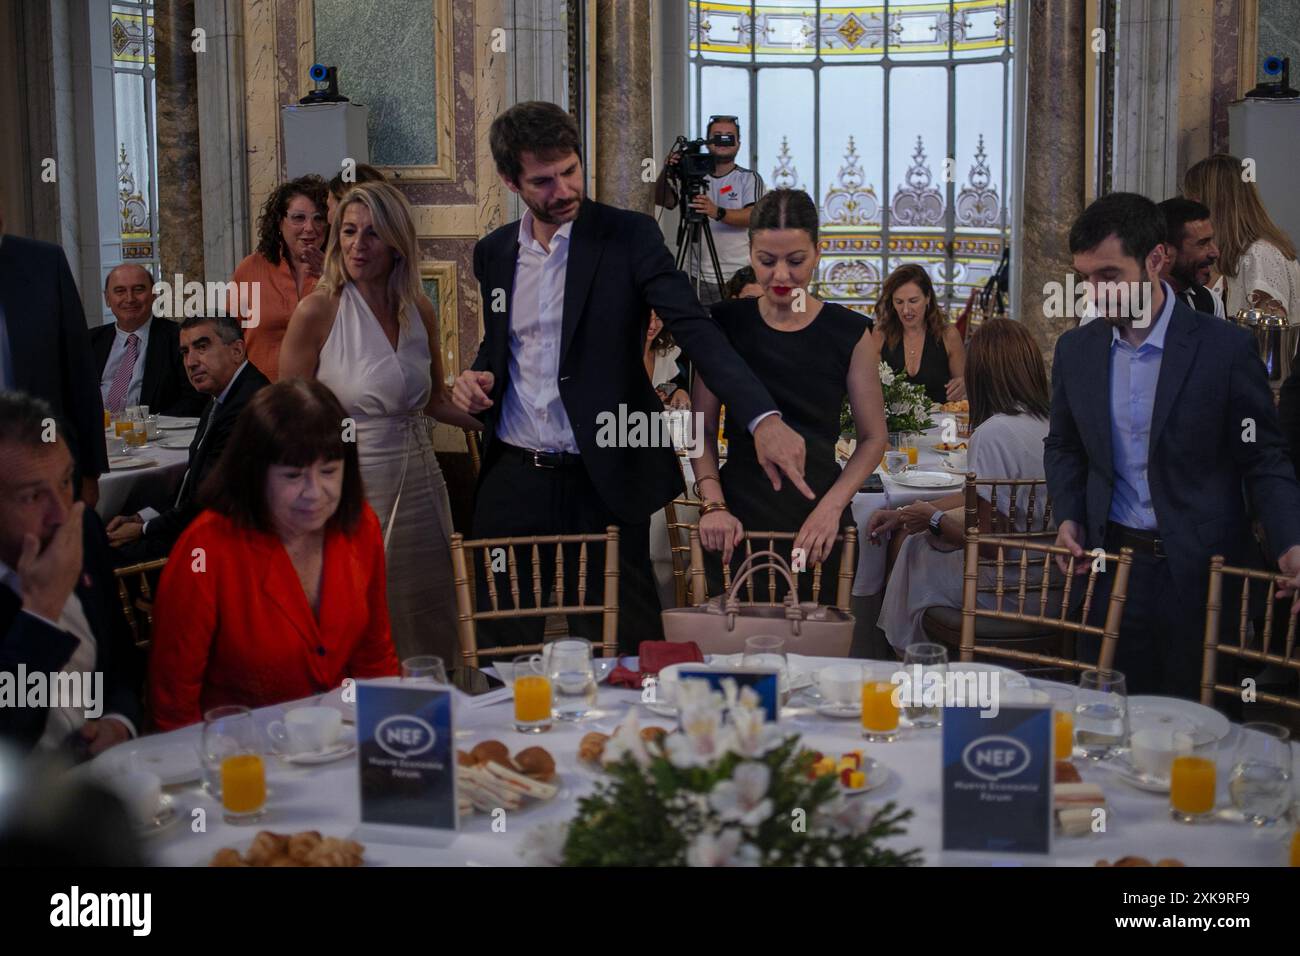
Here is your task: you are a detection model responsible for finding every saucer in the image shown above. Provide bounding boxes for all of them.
[273,728,356,765]
[816,701,862,719]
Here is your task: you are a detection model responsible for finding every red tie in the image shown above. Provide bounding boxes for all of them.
[106,333,140,413]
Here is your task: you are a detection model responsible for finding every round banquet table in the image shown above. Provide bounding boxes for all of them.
[96,436,193,520]
[115,660,1297,867]
[650,426,957,607]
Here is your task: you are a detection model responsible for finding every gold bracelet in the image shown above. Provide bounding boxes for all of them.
[693,477,721,499]
[699,500,730,517]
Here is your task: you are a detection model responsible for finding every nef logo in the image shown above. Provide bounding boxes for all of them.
[962,736,1030,781]
[376,715,436,758]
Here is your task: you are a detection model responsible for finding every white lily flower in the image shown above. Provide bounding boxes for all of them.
[818,794,876,835]
[709,762,773,825]
[685,829,762,867]
[603,709,652,768]
[518,821,570,866]
[877,361,895,387]
[728,703,784,757]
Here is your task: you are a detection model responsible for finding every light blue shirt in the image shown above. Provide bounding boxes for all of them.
[99,317,153,410]
[1107,282,1175,531]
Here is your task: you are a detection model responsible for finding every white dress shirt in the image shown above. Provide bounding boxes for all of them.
[99,316,154,410]
[0,559,136,750]
[495,210,581,453]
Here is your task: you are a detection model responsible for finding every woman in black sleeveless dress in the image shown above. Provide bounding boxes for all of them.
[872,263,966,405]
[690,189,888,601]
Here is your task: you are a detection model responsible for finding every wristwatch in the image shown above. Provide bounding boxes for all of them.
[713,206,726,222]
[928,510,944,537]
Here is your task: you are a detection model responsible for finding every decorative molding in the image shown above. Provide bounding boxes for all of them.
[295,0,456,182]
[409,204,481,238]
[420,260,460,381]
[1238,0,1258,97]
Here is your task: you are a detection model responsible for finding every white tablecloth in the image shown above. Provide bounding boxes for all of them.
[121,664,1294,867]
[97,437,192,519]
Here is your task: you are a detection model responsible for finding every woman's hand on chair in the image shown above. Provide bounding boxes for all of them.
[865,509,902,544]
[795,500,841,566]
[699,509,745,563]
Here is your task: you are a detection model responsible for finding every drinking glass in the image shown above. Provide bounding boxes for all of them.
[743,634,789,706]
[1040,685,1077,761]
[1074,669,1127,760]
[547,638,597,721]
[861,664,901,743]
[114,419,136,439]
[1170,753,1217,823]
[401,654,448,684]
[882,451,909,476]
[901,433,919,466]
[124,425,148,448]
[201,705,266,824]
[901,642,946,729]
[1229,722,1292,826]
[512,654,552,733]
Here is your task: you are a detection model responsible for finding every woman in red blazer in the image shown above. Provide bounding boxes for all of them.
[150,379,399,730]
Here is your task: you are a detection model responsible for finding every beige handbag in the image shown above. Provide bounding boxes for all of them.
[661,550,855,657]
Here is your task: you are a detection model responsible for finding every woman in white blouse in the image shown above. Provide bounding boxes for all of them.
[868,319,1054,653]
[1185,154,1300,324]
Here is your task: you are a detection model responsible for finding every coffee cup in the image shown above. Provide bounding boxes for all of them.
[815,664,862,708]
[112,769,163,827]
[268,706,342,754]
[1130,725,1194,779]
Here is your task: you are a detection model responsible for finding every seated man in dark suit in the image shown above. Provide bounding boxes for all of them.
[105,316,270,562]
[0,391,141,755]
[91,264,205,418]
[1157,197,1225,318]
[1045,192,1300,699]
[0,207,107,507]
[1280,361,1300,479]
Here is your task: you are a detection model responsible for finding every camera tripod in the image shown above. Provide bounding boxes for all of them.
[673,203,727,302]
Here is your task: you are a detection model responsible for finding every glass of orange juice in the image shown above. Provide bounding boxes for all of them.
[114,419,135,438]
[103,408,111,430]
[861,666,901,742]
[902,434,919,466]
[1170,754,1217,823]
[1039,685,1076,761]
[513,654,552,733]
[200,705,267,823]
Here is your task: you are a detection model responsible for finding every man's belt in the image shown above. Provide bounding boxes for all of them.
[1105,522,1166,559]
[498,442,583,470]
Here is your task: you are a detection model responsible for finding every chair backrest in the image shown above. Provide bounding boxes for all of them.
[464,428,482,478]
[686,527,857,611]
[958,529,1134,674]
[449,527,620,669]
[962,473,1055,536]
[1201,555,1300,712]
[663,495,701,607]
[112,558,169,649]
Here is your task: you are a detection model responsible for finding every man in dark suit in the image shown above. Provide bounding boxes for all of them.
[0,209,108,507]
[1045,192,1300,698]
[90,265,205,418]
[0,391,141,755]
[105,315,269,562]
[1156,197,1225,318]
[452,101,810,652]
[1279,361,1300,479]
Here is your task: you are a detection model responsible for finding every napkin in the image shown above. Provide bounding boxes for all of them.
[608,641,704,688]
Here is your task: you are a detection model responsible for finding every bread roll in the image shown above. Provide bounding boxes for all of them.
[471,740,514,768]
[514,746,557,782]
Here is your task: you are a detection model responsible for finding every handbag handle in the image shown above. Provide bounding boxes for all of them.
[724,550,803,621]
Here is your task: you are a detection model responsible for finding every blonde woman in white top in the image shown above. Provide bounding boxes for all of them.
[1185,153,1300,324]
[280,181,481,664]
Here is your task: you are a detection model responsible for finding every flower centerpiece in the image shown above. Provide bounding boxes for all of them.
[841,361,935,445]
[520,680,922,867]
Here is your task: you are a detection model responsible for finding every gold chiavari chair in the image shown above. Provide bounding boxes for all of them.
[464,428,482,479]
[1200,556,1300,717]
[922,475,1057,653]
[687,526,857,612]
[449,527,620,669]
[112,558,169,649]
[955,530,1134,674]
[663,494,702,607]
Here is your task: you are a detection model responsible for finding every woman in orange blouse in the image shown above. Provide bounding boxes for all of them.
[149,379,399,730]
[231,176,328,380]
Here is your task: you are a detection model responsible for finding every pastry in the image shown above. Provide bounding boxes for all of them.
[245,830,290,866]
[482,760,559,801]
[470,740,514,768]
[578,731,609,764]
[1156,859,1185,867]
[639,726,667,749]
[287,831,323,864]
[457,749,478,766]
[514,746,557,782]
[209,848,247,867]
[210,831,365,867]
[1054,760,1082,784]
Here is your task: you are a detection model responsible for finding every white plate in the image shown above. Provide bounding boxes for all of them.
[272,728,357,765]
[824,756,892,795]
[1128,696,1230,747]
[1107,756,1171,794]
[889,469,965,489]
[158,417,200,430]
[108,456,158,471]
[155,434,194,449]
[92,738,203,786]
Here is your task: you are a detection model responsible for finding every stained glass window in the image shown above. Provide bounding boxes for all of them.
[110,2,159,277]
[689,1,1014,318]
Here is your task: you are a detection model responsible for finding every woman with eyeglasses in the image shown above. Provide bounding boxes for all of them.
[230,175,329,381]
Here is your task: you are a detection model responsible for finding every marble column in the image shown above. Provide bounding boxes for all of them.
[1016,0,1086,362]
[593,0,653,213]
[155,0,206,285]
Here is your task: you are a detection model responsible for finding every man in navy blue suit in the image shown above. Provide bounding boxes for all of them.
[1045,192,1300,698]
